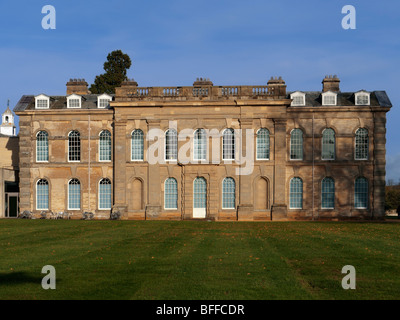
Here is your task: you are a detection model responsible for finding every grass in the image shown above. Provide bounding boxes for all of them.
[0,220,399,300]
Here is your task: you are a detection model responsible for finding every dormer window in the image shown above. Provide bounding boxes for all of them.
[67,94,81,108]
[355,91,370,106]
[35,94,50,109]
[290,91,306,106]
[322,91,337,106]
[97,94,112,108]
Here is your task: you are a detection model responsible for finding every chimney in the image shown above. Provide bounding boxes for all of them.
[267,76,286,96]
[66,78,90,95]
[322,75,340,92]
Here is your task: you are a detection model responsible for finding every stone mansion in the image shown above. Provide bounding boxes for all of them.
[13,75,392,220]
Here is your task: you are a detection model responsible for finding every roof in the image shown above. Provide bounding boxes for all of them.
[14,94,115,112]
[287,91,392,108]
[13,91,392,112]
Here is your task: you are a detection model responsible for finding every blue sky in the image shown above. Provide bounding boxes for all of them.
[0,0,399,180]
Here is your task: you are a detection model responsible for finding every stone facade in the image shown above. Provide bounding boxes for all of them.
[13,75,392,220]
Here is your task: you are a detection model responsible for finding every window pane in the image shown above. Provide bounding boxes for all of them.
[131,129,144,161]
[257,128,270,160]
[355,177,368,208]
[290,177,303,209]
[68,179,81,210]
[68,99,80,108]
[99,178,112,209]
[355,128,368,160]
[194,129,207,160]
[321,177,335,209]
[68,131,81,161]
[290,129,303,160]
[36,131,49,162]
[222,177,235,209]
[165,178,178,209]
[193,177,207,209]
[165,129,178,160]
[99,99,110,108]
[37,99,48,108]
[99,130,111,161]
[322,129,335,160]
[37,179,49,210]
[223,129,235,160]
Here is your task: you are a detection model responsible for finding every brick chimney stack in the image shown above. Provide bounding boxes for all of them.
[322,75,340,92]
[66,78,90,95]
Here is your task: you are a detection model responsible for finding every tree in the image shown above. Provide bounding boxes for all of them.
[89,50,132,94]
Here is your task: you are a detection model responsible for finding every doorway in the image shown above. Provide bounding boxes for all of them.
[5,193,19,218]
[193,177,207,218]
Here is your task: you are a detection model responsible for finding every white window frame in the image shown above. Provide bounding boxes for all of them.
[290,128,303,161]
[256,128,270,160]
[289,177,303,209]
[131,129,144,162]
[67,178,81,210]
[222,177,236,210]
[36,130,49,163]
[98,178,112,210]
[67,94,82,108]
[36,179,49,210]
[164,178,178,210]
[222,128,235,161]
[35,94,50,109]
[321,91,337,106]
[97,94,112,108]
[165,129,178,162]
[290,91,306,107]
[193,128,207,161]
[68,130,81,163]
[355,91,370,106]
[99,130,112,162]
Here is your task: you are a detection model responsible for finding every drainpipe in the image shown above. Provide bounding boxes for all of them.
[312,111,315,221]
[88,114,91,212]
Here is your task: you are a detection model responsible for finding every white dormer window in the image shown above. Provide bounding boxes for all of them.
[290,91,306,106]
[35,94,50,109]
[97,94,112,108]
[67,94,81,108]
[322,91,337,106]
[355,91,370,106]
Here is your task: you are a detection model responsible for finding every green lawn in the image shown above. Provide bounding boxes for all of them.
[0,220,399,300]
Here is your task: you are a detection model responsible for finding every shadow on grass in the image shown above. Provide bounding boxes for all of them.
[0,272,46,286]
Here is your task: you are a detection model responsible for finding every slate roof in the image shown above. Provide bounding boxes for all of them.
[13,91,392,112]
[286,91,392,108]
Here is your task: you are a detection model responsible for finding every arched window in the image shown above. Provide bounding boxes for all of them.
[256,128,270,160]
[290,177,303,209]
[222,128,235,160]
[36,179,49,210]
[36,131,49,162]
[99,130,111,162]
[164,178,178,210]
[68,179,81,210]
[194,129,207,161]
[99,178,112,210]
[222,177,236,209]
[355,177,368,209]
[68,130,81,162]
[165,129,178,161]
[131,129,144,161]
[321,177,335,209]
[322,129,335,160]
[290,129,303,160]
[355,128,368,160]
